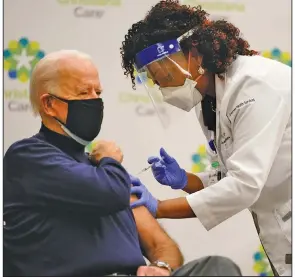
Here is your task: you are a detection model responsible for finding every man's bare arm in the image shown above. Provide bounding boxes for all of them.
[130,194,184,271]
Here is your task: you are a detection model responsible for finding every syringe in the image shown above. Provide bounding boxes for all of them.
[137,165,152,175]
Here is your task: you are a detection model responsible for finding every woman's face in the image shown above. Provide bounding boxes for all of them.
[146,51,189,88]
[145,49,215,96]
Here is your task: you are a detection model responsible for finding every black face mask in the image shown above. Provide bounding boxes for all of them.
[51,95,104,144]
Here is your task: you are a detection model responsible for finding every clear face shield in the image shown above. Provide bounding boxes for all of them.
[134,33,204,128]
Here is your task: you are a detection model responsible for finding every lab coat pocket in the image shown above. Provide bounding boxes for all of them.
[274,200,291,244]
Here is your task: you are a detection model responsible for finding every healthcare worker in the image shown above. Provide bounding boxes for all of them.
[120,0,291,276]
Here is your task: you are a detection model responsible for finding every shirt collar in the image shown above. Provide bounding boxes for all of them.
[39,123,86,156]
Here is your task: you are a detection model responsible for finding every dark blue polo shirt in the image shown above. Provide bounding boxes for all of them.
[3,124,146,276]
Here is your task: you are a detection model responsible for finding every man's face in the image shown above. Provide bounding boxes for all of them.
[41,58,103,124]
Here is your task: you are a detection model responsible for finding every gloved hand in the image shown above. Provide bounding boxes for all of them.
[129,174,158,217]
[148,147,188,190]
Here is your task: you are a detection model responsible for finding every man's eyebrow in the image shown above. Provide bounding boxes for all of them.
[76,84,102,91]
[76,85,88,91]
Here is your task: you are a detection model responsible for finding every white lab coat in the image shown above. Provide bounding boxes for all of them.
[186,55,291,276]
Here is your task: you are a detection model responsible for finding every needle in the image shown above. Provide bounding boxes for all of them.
[137,165,152,175]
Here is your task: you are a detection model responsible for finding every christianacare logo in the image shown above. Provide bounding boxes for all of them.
[4,37,45,83]
[4,37,45,112]
[57,0,121,19]
[118,68,167,119]
[182,0,245,12]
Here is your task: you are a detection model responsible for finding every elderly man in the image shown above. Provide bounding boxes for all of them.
[4,50,241,276]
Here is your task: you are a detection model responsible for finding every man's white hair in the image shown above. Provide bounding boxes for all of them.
[29,49,92,115]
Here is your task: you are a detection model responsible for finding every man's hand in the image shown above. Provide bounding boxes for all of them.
[137,266,170,276]
[90,140,123,163]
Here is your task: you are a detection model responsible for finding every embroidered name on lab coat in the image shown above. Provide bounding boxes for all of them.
[229,98,256,117]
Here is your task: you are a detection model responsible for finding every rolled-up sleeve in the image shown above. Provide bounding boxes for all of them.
[187,77,290,230]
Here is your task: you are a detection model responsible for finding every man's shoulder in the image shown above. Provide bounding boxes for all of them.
[5,133,56,162]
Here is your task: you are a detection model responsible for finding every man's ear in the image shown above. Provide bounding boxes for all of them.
[40,94,54,116]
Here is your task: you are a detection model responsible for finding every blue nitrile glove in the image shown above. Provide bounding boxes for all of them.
[129,174,158,217]
[148,147,188,189]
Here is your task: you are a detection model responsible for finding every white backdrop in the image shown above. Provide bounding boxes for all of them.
[4,0,291,276]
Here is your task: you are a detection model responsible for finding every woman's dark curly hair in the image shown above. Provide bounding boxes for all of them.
[120,0,258,89]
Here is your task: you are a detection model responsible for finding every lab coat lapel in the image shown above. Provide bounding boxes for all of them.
[214,75,227,169]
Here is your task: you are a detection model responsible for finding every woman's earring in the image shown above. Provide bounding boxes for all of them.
[198,66,205,75]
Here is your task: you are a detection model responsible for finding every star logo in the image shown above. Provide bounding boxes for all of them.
[4,37,45,83]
